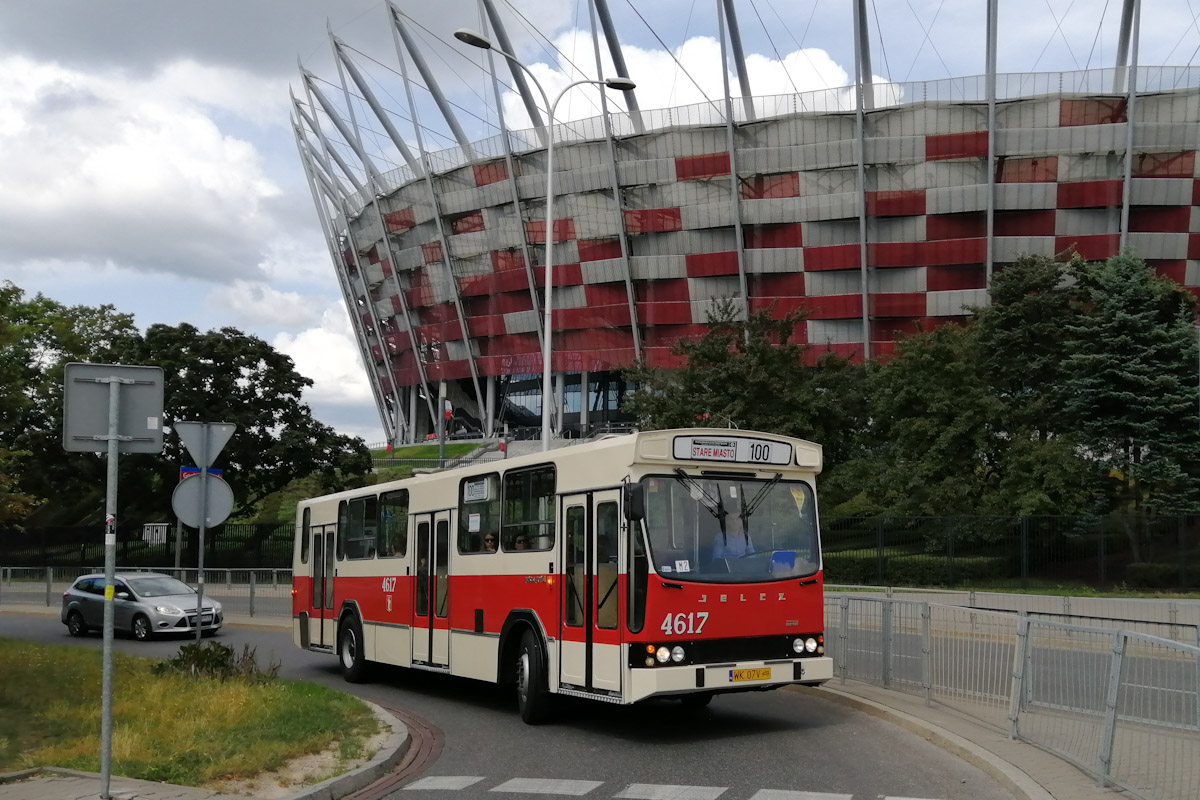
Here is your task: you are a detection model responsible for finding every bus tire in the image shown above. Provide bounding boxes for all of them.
[681,692,713,708]
[516,629,552,724]
[339,615,371,683]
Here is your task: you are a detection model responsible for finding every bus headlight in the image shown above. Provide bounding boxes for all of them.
[656,646,671,664]
[671,646,685,663]
[645,657,656,667]
[792,637,805,653]
[805,637,818,653]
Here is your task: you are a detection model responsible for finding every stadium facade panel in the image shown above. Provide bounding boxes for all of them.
[320,76,1200,443]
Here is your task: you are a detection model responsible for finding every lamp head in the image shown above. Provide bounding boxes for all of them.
[604,77,636,91]
[454,29,493,50]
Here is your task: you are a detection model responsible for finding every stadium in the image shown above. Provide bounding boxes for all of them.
[292,0,1200,446]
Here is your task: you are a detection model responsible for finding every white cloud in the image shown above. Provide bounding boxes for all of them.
[208,280,321,329]
[0,55,285,281]
[274,303,373,408]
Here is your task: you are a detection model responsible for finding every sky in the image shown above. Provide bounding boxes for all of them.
[3,0,1199,446]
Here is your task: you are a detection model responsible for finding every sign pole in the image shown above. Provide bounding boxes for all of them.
[195,424,209,643]
[99,377,120,800]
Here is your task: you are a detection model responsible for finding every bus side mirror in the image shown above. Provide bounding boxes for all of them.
[623,483,645,522]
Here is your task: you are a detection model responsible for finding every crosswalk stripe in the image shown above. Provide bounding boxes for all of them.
[883,797,941,800]
[747,792,853,800]
[615,784,729,800]
[404,776,487,790]
[491,778,605,795]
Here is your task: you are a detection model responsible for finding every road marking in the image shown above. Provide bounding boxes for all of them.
[405,776,486,790]
[615,785,728,800]
[491,778,604,795]
[748,792,853,800]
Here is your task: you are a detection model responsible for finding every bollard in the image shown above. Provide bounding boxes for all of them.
[249,571,256,617]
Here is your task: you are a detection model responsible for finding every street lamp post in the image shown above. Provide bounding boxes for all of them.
[454,28,635,451]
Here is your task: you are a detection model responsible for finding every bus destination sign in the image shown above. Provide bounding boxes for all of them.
[673,435,792,466]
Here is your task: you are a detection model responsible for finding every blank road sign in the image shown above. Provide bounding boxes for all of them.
[171,473,235,529]
[63,363,164,454]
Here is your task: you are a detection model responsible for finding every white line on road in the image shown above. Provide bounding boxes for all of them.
[615,784,729,800]
[491,778,605,795]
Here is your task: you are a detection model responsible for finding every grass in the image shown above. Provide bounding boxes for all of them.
[372,442,481,459]
[0,639,379,786]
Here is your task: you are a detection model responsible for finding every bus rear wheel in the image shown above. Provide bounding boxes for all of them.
[339,615,371,683]
[516,630,552,724]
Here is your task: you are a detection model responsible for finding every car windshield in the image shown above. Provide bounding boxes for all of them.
[126,576,195,597]
[640,473,819,583]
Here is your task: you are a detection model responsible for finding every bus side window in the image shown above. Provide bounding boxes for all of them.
[459,473,500,554]
[502,465,555,551]
[300,507,310,564]
[344,496,377,559]
[379,489,408,558]
[596,501,619,630]
[336,501,348,561]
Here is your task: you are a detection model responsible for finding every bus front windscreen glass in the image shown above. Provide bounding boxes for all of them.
[641,472,818,583]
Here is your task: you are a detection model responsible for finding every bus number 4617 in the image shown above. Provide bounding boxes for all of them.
[660,611,709,635]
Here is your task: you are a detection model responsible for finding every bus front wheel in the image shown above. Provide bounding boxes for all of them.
[339,615,370,683]
[516,630,552,724]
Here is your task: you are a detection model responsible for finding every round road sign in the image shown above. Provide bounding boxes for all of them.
[171,474,235,528]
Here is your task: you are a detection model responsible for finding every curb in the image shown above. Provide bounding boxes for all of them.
[282,700,411,800]
[0,702,410,800]
[791,685,1054,800]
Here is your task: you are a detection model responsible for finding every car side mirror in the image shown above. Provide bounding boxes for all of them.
[115,591,130,600]
[623,483,645,522]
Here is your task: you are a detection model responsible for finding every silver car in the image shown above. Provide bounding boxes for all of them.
[61,572,223,641]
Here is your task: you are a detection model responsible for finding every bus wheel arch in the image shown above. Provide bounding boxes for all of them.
[337,603,371,683]
[497,611,546,684]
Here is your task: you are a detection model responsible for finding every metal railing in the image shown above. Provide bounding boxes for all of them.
[0,566,293,620]
[826,593,1200,800]
[346,65,1200,210]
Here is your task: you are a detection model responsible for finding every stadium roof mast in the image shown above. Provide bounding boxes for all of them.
[480,0,547,145]
[720,0,755,121]
[390,7,488,433]
[591,0,644,133]
[1113,0,1138,93]
[386,2,476,160]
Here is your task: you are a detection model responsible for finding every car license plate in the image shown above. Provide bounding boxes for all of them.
[728,667,771,682]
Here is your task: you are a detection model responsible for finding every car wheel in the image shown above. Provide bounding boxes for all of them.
[131,614,152,642]
[681,692,714,709]
[66,611,88,638]
[338,615,370,683]
[516,629,552,724]
[201,628,217,638]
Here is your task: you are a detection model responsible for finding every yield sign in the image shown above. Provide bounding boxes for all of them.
[174,421,236,469]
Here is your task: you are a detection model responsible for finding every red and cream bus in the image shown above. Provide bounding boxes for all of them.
[292,428,832,722]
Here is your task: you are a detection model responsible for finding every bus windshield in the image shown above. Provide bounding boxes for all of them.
[641,472,819,583]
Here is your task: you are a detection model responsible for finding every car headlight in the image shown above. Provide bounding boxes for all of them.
[656,646,671,664]
[155,605,182,615]
[212,601,222,613]
[671,646,685,663]
[805,637,818,653]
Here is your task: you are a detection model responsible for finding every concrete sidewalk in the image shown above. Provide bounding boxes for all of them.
[1,604,1109,799]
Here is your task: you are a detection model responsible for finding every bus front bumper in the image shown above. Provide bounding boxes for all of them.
[629,656,834,703]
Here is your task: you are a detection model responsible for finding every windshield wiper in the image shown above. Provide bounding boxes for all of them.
[672,468,729,543]
[742,473,783,520]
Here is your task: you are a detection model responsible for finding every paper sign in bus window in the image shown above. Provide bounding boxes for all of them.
[468,513,481,533]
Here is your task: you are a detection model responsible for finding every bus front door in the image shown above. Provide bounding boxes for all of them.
[559,490,623,695]
[410,512,451,668]
[309,525,336,649]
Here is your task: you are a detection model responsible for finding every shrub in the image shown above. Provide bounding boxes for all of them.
[824,552,1010,587]
[152,641,280,684]
[1123,562,1200,590]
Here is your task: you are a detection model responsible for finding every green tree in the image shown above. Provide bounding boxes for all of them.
[1,285,371,525]
[1056,254,1200,551]
[623,301,863,454]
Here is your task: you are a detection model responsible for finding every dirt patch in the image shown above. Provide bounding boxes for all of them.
[203,727,392,799]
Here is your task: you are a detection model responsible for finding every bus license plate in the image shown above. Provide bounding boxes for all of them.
[728,667,771,682]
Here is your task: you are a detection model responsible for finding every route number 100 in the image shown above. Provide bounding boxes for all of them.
[659,611,709,635]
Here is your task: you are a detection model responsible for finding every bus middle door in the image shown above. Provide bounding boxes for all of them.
[410,512,451,669]
[309,524,336,649]
[559,490,623,695]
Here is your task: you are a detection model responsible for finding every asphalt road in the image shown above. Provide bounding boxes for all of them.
[0,612,1017,800]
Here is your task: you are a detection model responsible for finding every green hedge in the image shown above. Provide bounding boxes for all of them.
[823,552,1011,587]
[1122,562,1200,589]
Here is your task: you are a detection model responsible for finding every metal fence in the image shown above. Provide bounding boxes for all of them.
[0,566,293,620]
[826,594,1200,800]
[822,514,1200,590]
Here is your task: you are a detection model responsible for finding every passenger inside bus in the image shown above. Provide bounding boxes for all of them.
[513,534,529,550]
[482,534,497,552]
